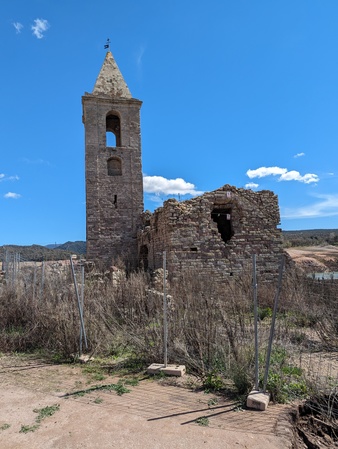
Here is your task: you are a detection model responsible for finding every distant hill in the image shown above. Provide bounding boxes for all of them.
[51,241,86,254]
[282,229,338,248]
[1,231,337,262]
[0,241,86,262]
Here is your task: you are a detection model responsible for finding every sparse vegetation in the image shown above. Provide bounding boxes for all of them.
[0,249,338,445]
[282,229,338,248]
[65,380,132,398]
[19,424,39,433]
[34,404,60,423]
[207,397,219,407]
[19,404,60,434]
[195,416,209,426]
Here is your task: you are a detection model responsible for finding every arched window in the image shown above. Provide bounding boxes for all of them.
[106,113,121,147]
[107,157,122,176]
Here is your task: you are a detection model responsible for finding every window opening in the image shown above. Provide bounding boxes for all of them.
[106,132,116,147]
[106,114,121,147]
[107,157,122,176]
[113,195,117,208]
[211,208,234,243]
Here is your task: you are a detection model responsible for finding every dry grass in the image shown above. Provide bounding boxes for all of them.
[0,261,337,400]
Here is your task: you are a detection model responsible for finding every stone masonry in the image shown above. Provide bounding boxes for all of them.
[84,52,284,280]
[82,52,144,266]
[138,185,284,283]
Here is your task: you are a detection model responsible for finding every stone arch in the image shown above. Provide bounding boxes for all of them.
[106,111,121,147]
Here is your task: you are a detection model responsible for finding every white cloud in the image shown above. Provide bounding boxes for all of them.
[294,152,305,158]
[279,170,319,184]
[247,166,287,179]
[13,22,23,34]
[245,182,259,190]
[31,18,50,39]
[4,192,21,199]
[146,194,164,205]
[136,45,145,67]
[22,157,51,166]
[143,175,203,196]
[0,174,19,182]
[282,193,338,219]
[246,166,319,184]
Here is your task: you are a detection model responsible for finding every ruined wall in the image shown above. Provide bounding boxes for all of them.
[138,184,284,283]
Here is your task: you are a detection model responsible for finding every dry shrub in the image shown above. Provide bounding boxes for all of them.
[0,264,107,358]
[307,279,338,350]
[167,268,259,390]
[0,264,260,381]
[1,261,337,401]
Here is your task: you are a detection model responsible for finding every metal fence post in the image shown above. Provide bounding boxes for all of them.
[263,255,284,393]
[252,254,259,391]
[32,262,37,300]
[70,256,88,353]
[79,261,85,355]
[163,251,168,367]
[40,261,45,300]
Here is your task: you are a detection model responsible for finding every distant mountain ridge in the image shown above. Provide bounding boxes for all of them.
[1,230,337,262]
[49,241,87,254]
[0,241,86,262]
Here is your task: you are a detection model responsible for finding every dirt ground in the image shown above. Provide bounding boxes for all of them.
[285,245,338,272]
[0,354,294,449]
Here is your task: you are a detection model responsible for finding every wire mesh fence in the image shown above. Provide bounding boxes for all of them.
[0,251,337,398]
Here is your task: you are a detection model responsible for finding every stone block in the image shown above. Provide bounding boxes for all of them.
[246,390,270,411]
[147,363,186,377]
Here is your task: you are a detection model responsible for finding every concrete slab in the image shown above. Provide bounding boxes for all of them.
[147,363,186,377]
[161,365,186,376]
[246,390,270,411]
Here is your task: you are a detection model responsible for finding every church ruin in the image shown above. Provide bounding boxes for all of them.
[83,52,284,281]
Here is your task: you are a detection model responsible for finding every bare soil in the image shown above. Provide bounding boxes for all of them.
[285,245,338,272]
[0,354,294,449]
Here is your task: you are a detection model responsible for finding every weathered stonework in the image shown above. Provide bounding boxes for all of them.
[84,52,284,280]
[138,185,284,283]
[83,52,144,266]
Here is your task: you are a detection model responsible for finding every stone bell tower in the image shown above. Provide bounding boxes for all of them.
[82,51,144,265]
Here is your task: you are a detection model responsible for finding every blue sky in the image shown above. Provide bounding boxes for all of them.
[1,0,338,246]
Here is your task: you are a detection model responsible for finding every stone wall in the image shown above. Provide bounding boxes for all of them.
[138,184,284,283]
[83,94,144,266]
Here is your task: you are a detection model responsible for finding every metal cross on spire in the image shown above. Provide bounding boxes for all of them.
[104,38,111,50]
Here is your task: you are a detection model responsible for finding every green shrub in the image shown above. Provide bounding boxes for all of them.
[231,366,252,395]
[257,307,272,321]
[203,371,224,391]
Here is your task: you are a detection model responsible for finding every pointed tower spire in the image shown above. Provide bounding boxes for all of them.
[92,51,132,98]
